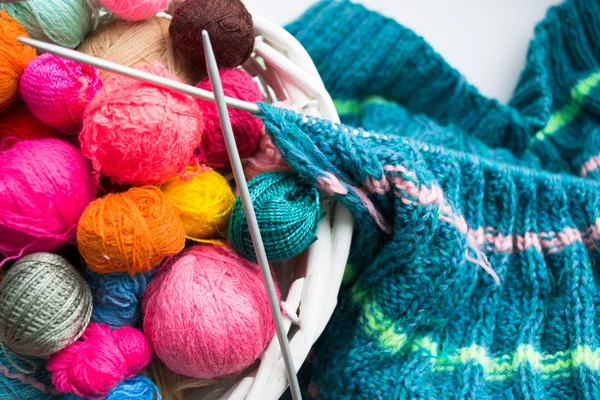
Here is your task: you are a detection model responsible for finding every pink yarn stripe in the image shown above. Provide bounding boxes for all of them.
[0,365,58,395]
[348,184,393,234]
[316,173,391,233]
[468,222,600,254]
[317,173,348,195]
[320,165,600,260]
[368,165,445,209]
[581,155,600,177]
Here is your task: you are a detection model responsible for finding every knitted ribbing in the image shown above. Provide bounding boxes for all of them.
[0,345,60,399]
[258,102,600,399]
[286,0,600,179]
[336,97,542,169]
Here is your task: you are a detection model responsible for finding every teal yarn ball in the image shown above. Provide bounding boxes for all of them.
[228,172,321,261]
[0,0,96,48]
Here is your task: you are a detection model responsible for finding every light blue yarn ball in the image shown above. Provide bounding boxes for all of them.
[83,266,154,329]
[0,0,97,48]
[64,376,161,400]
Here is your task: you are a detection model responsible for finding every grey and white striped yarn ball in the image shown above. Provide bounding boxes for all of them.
[0,252,92,357]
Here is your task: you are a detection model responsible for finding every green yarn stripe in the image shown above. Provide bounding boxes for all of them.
[333,96,391,115]
[354,287,600,381]
[334,72,600,145]
[533,71,600,142]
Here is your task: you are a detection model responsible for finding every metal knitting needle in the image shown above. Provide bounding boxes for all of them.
[202,31,302,400]
[16,36,261,115]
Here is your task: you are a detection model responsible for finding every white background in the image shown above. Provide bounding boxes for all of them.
[244,0,563,103]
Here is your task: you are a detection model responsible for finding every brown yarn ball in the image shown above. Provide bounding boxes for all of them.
[169,0,254,72]
[78,16,199,85]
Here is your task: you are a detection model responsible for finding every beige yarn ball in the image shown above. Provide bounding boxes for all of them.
[78,16,200,85]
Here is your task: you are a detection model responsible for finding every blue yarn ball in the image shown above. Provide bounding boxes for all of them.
[228,172,322,261]
[83,266,154,329]
[64,376,160,400]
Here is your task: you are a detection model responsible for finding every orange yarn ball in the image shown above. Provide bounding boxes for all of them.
[0,11,35,113]
[77,186,186,275]
[0,98,57,142]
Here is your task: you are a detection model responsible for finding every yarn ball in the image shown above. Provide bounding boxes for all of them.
[229,172,321,261]
[77,186,186,275]
[0,10,35,113]
[0,0,96,48]
[0,98,57,142]
[48,323,152,398]
[0,343,57,398]
[197,69,263,167]
[142,244,278,379]
[64,376,160,400]
[0,253,93,357]
[159,168,235,240]
[99,0,169,21]
[0,139,97,257]
[20,53,102,133]
[84,266,154,329]
[169,0,254,71]
[78,16,200,85]
[80,62,203,186]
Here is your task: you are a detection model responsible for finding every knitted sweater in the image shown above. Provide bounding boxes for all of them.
[258,1,600,398]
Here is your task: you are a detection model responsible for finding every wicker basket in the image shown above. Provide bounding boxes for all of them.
[181,12,354,400]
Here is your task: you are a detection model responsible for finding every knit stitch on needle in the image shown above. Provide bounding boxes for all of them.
[253,1,600,398]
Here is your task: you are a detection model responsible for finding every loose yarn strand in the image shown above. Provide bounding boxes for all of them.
[466,239,500,285]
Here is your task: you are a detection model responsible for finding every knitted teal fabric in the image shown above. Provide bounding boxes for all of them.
[0,345,59,399]
[286,0,600,180]
[255,1,600,398]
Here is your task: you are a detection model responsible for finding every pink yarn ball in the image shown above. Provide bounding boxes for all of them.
[48,323,153,398]
[19,54,102,134]
[198,69,263,168]
[142,244,278,379]
[80,61,203,186]
[0,139,97,257]
[98,0,169,21]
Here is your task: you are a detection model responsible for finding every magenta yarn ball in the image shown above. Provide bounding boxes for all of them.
[48,323,153,398]
[98,0,169,21]
[19,53,102,134]
[142,244,278,379]
[0,139,97,258]
[198,69,263,168]
[80,62,203,186]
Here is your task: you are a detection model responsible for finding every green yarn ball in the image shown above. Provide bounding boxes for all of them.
[0,0,96,48]
[229,172,322,262]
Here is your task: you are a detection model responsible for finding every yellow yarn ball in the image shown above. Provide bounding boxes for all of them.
[160,168,235,240]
